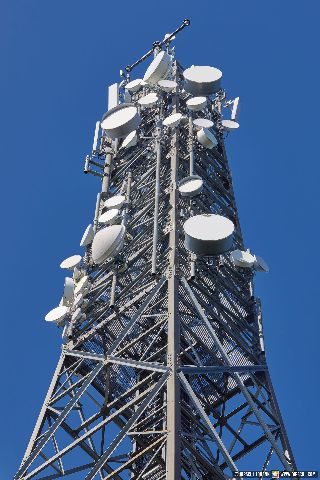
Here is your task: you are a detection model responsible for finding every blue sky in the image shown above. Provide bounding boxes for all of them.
[1,0,319,477]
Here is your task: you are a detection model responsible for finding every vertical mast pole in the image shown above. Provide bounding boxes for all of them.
[166,61,181,480]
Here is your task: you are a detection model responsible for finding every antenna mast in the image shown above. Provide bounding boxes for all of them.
[15,20,296,480]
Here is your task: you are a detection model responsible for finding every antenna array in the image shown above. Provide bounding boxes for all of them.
[15,20,296,480]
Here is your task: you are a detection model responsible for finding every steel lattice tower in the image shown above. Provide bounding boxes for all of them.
[15,21,296,480]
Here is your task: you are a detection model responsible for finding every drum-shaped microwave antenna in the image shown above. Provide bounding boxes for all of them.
[157,79,177,92]
[193,118,214,130]
[92,224,126,264]
[184,214,234,255]
[163,113,183,128]
[125,78,143,93]
[74,275,90,297]
[143,50,172,85]
[101,103,141,139]
[186,96,207,112]
[183,66,222,96]
[222,119,240,131]
[104,195,125,210]
[178,175,203,197]
[98,208,120,225]
[138,93,158,108]
[60,255,82,270]
[121,130,138,149]
[231,249,256,268]
[197,128,218,149]
[45,306,68,324]
[80,224,94,247]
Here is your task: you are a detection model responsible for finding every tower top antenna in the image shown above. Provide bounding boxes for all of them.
[125,18,190,73]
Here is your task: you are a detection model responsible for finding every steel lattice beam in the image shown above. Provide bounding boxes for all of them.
[16,31,296,480]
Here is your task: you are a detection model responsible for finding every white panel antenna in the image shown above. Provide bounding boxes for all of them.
[231,96,240,120]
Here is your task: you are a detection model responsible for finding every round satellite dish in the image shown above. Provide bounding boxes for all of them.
[184,214,234,255]
[74,275,90,296]
[178,176,203,197]
[138,93,158,108]
[254,255,269,273]
[63,277,74,305]
[183,66,222,96]
[104,194,125,210]
[45,306,68,324]
[231,249,256,268]
[157,79,177,92]
[92,224,126,264]
[98,208,120,225]
[101,103,141,139]
[125,78,143,93]
[60,255,82,270]
[163,113,183,128]
[222,119,240,131]
[197,128,218,149]
[80,224,94,247]
[143,50,172,85]
[186,97,207,112]
[121,130,138,149]
[73,293,84,309]
[193,118,214,130]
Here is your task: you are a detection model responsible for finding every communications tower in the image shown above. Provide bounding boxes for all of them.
[15,20,296,480]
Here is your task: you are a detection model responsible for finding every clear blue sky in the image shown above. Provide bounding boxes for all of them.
[1,0,319,477]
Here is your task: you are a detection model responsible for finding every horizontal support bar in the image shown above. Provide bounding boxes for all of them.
[180,365,267,374]
[63,349,169,373]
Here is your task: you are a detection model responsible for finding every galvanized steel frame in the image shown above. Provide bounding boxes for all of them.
[15,51,296,480]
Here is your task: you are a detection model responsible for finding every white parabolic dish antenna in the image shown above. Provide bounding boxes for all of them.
[74,275,90,296]
[125,78,143,93]
[121,130,138,149]
[222,119,240,131]
[163,113,183,128]
[104,195,125,210]
[101,104,141,139]
[60,255,82,270]
[184,214,234,255]
[186,96,207,112]
[92,224,126,264]
[183,66,222,96]
[197,128,218,149]
[138,93,158,108]
[178,175,203,197]
[143,50,172,85]
[45,305,68,324]
[157,79,177,92]
[80,224,94,247]
[99,208,119,225]
[231,249,256,268]
[193,118,214,130]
